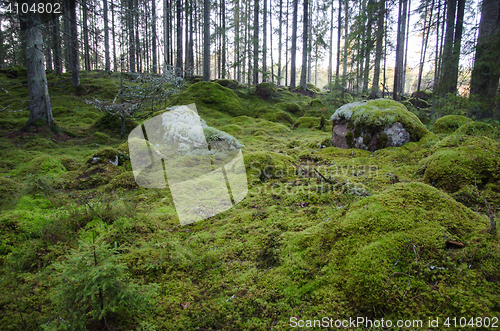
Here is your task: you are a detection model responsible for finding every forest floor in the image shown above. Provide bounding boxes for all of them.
[0,68,499,330]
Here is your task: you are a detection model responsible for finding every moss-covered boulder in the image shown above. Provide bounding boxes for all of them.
[91,112,139,136]
[455,121,496,138]
[255,82,278,99]
[309,98,325,107]
[93,131,112,144]
[330,99,431,151]
[279,102,303,115]
[214,79,241,89]
[420,135,500,198]
[306,83,321,93]
[244,151,295,182]
[73,148,128,189]
[174,81,243,116]
[322,182,491,314]
[15,155,66,177]
[292,116,328,130]
[432,115,473,134]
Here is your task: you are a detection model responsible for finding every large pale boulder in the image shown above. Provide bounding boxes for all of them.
[330,99,430,151]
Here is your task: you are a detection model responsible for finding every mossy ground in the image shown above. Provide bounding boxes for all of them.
[0,69,499,330]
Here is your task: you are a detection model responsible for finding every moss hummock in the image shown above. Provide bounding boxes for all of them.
[432,115,473,134]
[174,81,244,116]
[319,182,491,314]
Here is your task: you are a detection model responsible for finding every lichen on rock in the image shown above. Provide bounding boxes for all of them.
[330,99,430,151]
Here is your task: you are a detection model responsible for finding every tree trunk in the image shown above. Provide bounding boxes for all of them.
[417,0,434,97]
[342,0,348,89]
[335,0,342,81]
[299,0,308,89]
[52,14,62,75]
[278,0,283,85]
[363,0,375,93]
[129,0,136,72]
[103,0,110,72]
[253,0,259,84]
[203,0,210,80]
[222,0,226,78]
[19,0,54,128]
[402,0,411,93]
[176,0,183,77]
[393,0,408,101]
[67,0,80,87]
[152,0,157,73]
[285,0,289,85]
[370,0,384,98]
[437,0,457,95]
[83,2,90,71]
[135,0,141,73]
[449,0,465,93]
[290,0,298,88]
[328,1,334,85]
[235,0,240,80]
[270,3,274,83]
[469,0,500,119]
[263,0,267,81]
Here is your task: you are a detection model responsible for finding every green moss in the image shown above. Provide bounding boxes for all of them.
[421,136,500,193]
[321,182,490,314]
[220,124,244,136]
[309,98,324,107]
[306,83,321,93]
[104,171,138,192]
[432,115,473,134]
[244,151,295,182]
[279,102,303,115]
[15,155,66,177]
[174,81,244,116]
[93,131,112,144]
[255,82,278,99]
[23,138,58,150]
[331,99,431,143]
[455,121,497,138]
[214,79,241,89]
[91,111,140,136]
[0,177,21,208]
[344,131,354,148]
[292,117,324,130]
[323,90,353,108]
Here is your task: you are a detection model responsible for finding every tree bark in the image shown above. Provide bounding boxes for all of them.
[469,0,500,119]
[152,0,157,73]
[263,0,267,81]
[370,0,384,98]
[253,0,259,84]
[335,0,342,81]
[235,0,240,80]
[52,14,62,75]
[129,0,136,72]
[278,0,283,85]
[203,0,210,80]
[437,0,457,95]
[290,0,298,88]
[68,0,79,87]
[393,0,408,101]
[103,0,110,72]
[299,0,308,89]
[19,0,54,127]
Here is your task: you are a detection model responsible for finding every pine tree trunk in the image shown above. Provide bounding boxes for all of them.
[152,0,157,73]
[335,0,342,81]
[290,0,298,88]
[342,0,348,89]
[438,0,457,95]
[19,0,54,128]
[328,1,334,85]
[469,0,500,119]
[52,14,62,75]
[112,2,117,72]
[103,0,110,72]
[129,0,136,72]
[363,0,375,93]
[299,0,308,89]
[449,0,465,93]
[263,0,268,82]
[278,0,282,85]
[370,0,384,98]
[203,0,210,80]
[393,0,407,101]
[402,0,411,93]
[83,2,90,71]
[68,0,80,87]
[253,0,259,84]
[270,3,274,83]
[176,0,183,77]
[235,0,240,81]
[222,0,226,78]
